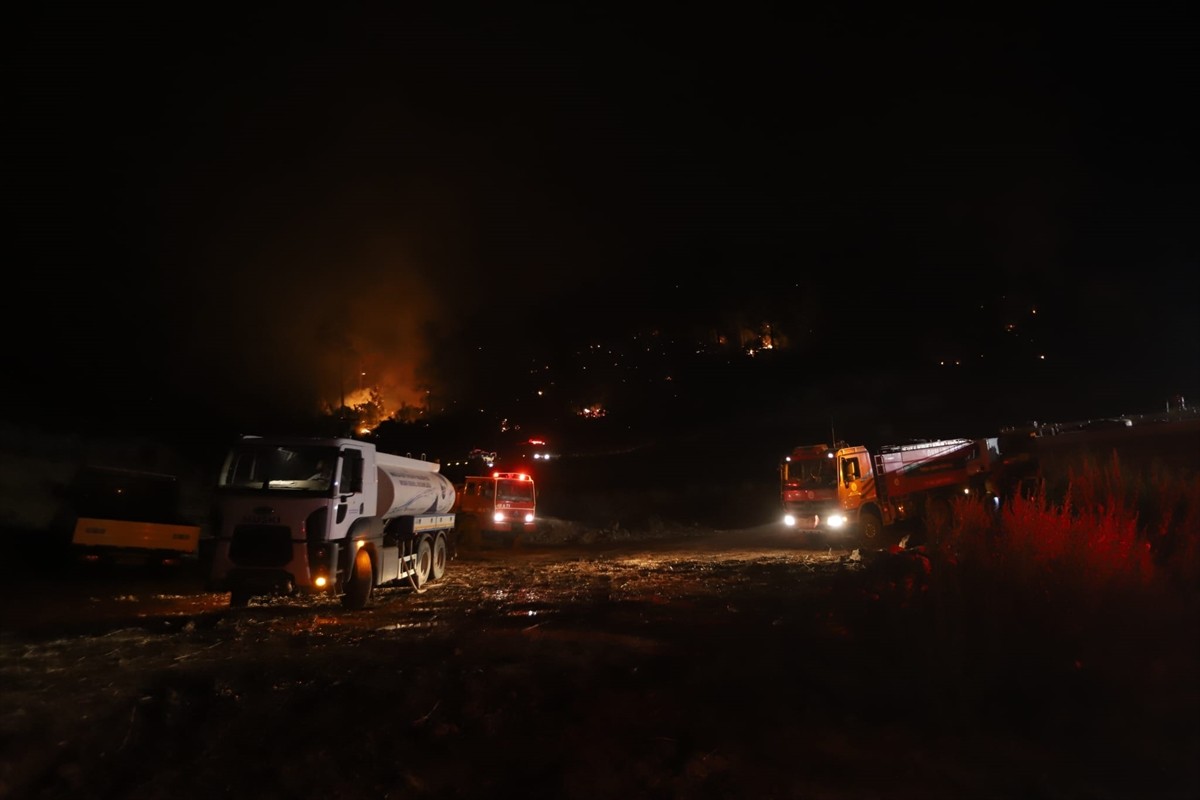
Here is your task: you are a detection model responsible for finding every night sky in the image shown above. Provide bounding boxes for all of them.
[5,5,1198,458]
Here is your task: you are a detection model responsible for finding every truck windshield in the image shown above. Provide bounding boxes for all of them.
[496,480,535,503]
[785,456,837,488]
[69,466,188,524]
[217,444,338,493]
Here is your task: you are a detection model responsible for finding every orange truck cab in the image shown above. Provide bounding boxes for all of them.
[453,472,537,545]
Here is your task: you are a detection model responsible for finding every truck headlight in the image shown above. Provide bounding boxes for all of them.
[523,513,535,523]
[826,514,847,529]
[783,514,796,527]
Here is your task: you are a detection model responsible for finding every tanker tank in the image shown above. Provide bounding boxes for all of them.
[374,452,456,518]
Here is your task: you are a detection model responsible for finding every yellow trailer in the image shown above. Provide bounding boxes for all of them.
[72,516,200,564]
[67,466,201,566]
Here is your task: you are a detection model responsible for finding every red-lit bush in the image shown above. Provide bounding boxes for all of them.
[905,450,1200,734]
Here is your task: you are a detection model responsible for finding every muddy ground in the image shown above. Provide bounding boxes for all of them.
[2,521,1197,800]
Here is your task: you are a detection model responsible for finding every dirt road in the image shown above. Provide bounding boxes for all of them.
[2,527,1195,799]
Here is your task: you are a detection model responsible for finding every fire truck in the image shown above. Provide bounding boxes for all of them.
[780,436,1036,542]
[453,471,537,546]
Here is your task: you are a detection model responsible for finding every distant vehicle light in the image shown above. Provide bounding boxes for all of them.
[1083,417,1134,430]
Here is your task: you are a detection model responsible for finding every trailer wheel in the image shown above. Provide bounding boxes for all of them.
[860,510,883,542]
[430,533,448,581]
[413,534,433,588]
[341,547,374,610]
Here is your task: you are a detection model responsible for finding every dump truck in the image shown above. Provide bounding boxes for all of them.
[453,471,537,546]
[208,435,456,608]
[780,436,1036,542]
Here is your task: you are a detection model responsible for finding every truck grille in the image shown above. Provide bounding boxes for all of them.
[229,525,293,567]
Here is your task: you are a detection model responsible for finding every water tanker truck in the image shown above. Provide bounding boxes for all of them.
[208,435,457,608]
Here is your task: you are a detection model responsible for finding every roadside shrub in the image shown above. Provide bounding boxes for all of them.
[911,451,1200,735]
[952,449,1198,601]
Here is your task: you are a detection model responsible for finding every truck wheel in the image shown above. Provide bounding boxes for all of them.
[413,534,433,588]
[430,533,448,581]
[230,590,251,608]
[860,511,883,543]
[341,547,374,610]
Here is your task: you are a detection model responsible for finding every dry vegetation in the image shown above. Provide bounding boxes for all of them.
[874,451,1200,791]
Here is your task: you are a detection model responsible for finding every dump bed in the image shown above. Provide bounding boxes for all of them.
[875,438,998,496]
